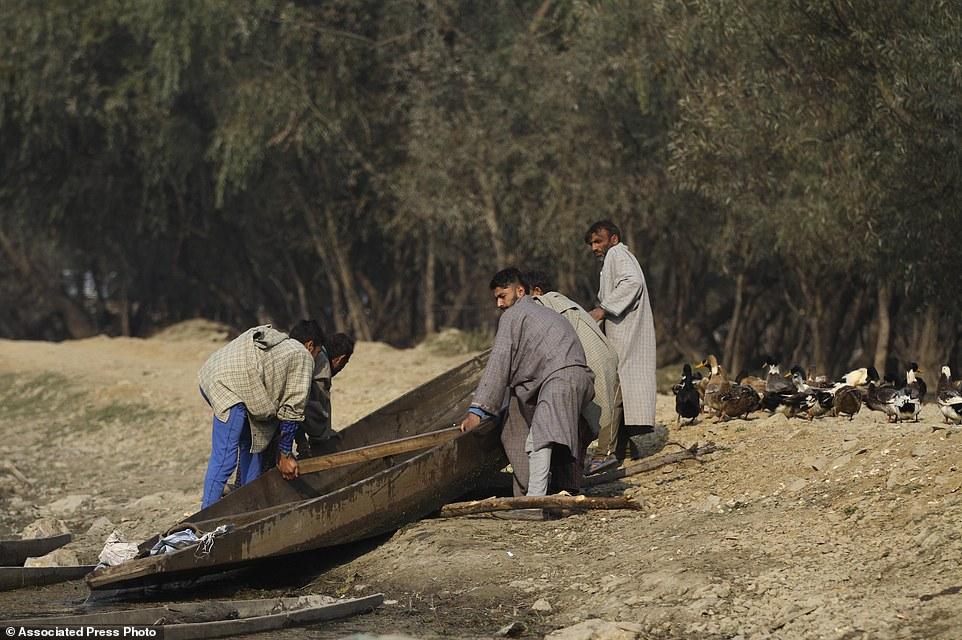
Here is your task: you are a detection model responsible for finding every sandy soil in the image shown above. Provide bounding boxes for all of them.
[1,323,962,639]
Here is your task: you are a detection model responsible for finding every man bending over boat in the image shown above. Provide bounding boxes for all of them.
[198,322,320,509]
[459,268,594,497]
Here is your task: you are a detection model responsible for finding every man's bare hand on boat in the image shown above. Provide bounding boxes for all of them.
[278,454,299,480]
[459,412,481,433]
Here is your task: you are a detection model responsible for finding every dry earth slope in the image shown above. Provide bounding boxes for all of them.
[0,324,961,639]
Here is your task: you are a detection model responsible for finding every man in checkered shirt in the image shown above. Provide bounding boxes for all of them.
[197,322,321,509]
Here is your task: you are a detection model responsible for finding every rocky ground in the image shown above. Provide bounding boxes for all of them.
[1,322,961,638]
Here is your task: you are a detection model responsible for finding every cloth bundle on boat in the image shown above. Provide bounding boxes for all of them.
[149,525,233,557]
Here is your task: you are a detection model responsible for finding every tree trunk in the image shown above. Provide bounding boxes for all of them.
[285,254,310,321]
[476,166,507,266]
[323,212,373,341]
[917,305,943,377]
[424,237,436,335]
[874,284,892,374]
[723,273,746,375]
[301,208,348,333]
[0,228,97,339]
[443,255,473,327]
[120,285,131,337]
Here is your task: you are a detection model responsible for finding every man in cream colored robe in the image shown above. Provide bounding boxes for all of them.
[525,271,622,458]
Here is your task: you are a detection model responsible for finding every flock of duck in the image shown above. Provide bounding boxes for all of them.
[671,355,962,426]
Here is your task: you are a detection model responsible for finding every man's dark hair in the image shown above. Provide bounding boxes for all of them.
[524,270,554,294]
[326,333,356,359]
[289,319,325,346]
[584,220,622,244]
[489,267,526,291]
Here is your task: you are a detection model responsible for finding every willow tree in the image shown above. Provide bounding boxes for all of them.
[666,0,962,374]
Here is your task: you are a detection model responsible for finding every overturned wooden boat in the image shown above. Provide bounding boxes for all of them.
[0,533,72,567]
[0,565,95,591]
[2,593,382,640]
[87,351,505,591]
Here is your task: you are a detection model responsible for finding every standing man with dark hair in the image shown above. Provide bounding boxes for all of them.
[459,267,594,499]
[198,322,319,508]
[584,220,657,460]
[525,270,622,473]
[294,331,357,458]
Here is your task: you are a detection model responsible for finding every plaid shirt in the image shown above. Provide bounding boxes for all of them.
[198,325,314,453]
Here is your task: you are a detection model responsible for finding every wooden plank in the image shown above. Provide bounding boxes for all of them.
[164,593,383,640]
[438,494,642,517]
[297,427,462,475]
[1,594,383,638]
[584,443,717,487]
[0,565,94,591]
[0,534,72,567]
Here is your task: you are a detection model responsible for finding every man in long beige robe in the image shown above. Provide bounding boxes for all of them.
[459,268,594,498]
[525,271,622,458]
[585,220,657,457]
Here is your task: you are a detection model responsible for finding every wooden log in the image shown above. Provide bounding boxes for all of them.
[438,494,641,518]
[584,443,717,487]
[297,427,461,475]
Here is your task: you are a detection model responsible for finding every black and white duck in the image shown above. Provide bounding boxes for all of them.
[937,365,962,425]
[899,362,925,422]
[865,367,907,423]
[761,359,795,412]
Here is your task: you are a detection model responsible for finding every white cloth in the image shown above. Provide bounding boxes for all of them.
[97,530,139,567]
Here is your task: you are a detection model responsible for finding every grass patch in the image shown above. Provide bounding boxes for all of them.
[85,403,166,427]
[0,372,167,440]
[0,372,82,421]
[419,328,492,356]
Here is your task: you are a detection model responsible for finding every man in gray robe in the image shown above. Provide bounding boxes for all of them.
[585,220,657,459]
[459,268,594,497]
[525,271,623,466]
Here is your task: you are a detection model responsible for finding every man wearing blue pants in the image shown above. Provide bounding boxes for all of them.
[197,322,321,509]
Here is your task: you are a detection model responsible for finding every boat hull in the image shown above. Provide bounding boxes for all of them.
[87,352,505,591]
[0,534,72,567]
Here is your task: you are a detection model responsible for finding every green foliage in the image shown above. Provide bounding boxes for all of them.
[2,0,962,373]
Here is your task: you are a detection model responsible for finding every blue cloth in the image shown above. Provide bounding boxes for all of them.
[201,403,263,509]
[277,420,298,455]
[468,406,495,420]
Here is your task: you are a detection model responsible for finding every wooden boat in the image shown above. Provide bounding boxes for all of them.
[0,533,72,566]
[2,593,383,640]
[0,565,95,591]
[87,351,506,591]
